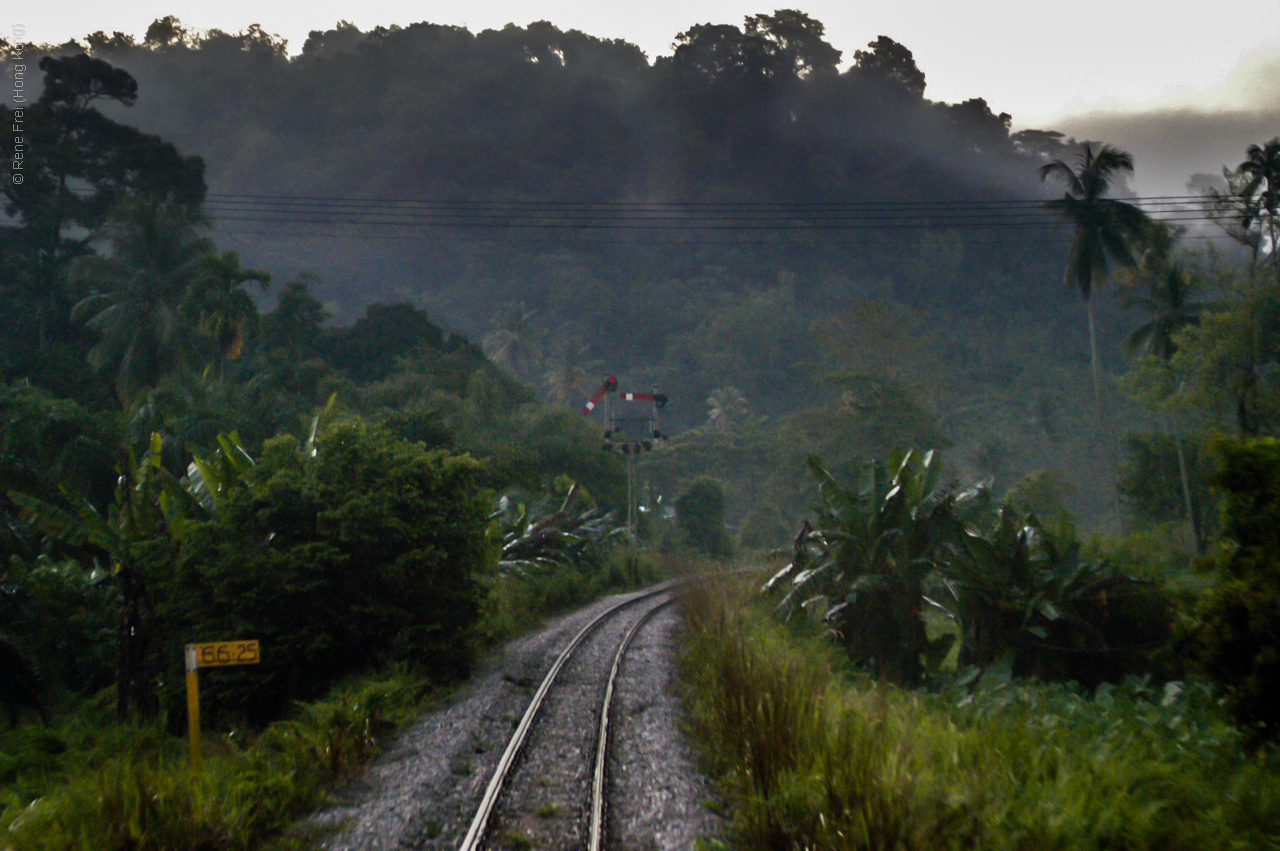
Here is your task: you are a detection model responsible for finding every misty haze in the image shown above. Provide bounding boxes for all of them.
[1,10,1279,851]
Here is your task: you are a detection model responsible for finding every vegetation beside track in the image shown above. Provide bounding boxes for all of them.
[678,573,1280,851]
[0,550,665,851]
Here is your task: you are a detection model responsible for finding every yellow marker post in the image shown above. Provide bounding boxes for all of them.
[184,640,261,773]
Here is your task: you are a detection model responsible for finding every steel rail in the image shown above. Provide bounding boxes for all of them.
[456,582,677,851]
[589,597,674,851]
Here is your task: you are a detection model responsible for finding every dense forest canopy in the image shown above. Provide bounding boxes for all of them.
[0,11,1273,533]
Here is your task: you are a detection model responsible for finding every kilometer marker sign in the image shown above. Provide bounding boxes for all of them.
[191,639,260,667]
[185,640,261,772]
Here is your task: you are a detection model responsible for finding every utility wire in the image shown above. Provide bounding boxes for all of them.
[190,190,1226,207]
[61,186,1256,244]
[208,227,1234,247]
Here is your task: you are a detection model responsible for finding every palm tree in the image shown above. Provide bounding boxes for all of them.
[542,337,591,405]
[482,300,542,379]
[1124,266,1201,361]
[706,385,749,429]
[71,199,213,405]
[1123,259,1205,550]
[1039,143,1152,412]
[183,250,271,380]
[1238,138,1280,279]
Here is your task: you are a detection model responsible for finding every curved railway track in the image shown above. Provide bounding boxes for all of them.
[457,583,676,851]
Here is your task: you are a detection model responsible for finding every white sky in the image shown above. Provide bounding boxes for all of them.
[11,0,1279,125]
[10,1,1280,195]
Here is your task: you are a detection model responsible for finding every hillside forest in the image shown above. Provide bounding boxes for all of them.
[2,10,1280,850]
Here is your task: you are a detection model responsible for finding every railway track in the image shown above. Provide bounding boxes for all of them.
[457,583,676,851]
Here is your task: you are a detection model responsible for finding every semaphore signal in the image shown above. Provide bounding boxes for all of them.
[580,375,669,545]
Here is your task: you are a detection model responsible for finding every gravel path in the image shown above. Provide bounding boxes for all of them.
[311,588,724,851]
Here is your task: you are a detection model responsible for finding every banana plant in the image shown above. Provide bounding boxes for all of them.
[182,393,336,513]
[184,431,256,514]
[489,483,627,577]
[9,434,194,719]
[946,508,1147,678]
[768,449,960,684]
[768,447,1159,686]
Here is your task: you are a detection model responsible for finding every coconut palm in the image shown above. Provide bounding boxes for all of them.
[71,200,213,405]
[1124,266,1202,362]
[542,337,591,405]
[1205,169,1266,266]
[482,300,542,379]
[1124,259,1207,550]
[182,250,271,380]
[706,385,749,429]
[1039,143,1152,412]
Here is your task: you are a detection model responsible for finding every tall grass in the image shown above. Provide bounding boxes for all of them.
[0,669,431,851]
[678,576,1280,851]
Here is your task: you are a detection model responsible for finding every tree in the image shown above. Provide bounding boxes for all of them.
[0,382,118,507]
[322,302,445,383]
[661,21,792,163]
[1039,142,1152,413]
[706,385,749,430]
[1195,437,1280,742]
[490,481,625,577]
[1117,432,1208,538]
[482,300,542,379]
[182,250,272,379]
[1237,138,1280,279]
[160,423,489,721]
[0,55,205,349]
[10,433,190,719]
[1122,252,1205,548]
[767,450,955,685]
[1163,264,1280,436]
[1204,168,1267,266]
[1124,267,1201,363]
[852,36,926,98]
[744,10,842,77]
[143,15,189,49]
[71,199,213,405]
[542,337,591,406]
[264,273,329,359]
[675,476,730,556]
[667,23,784,84]
[767,449,1167,686]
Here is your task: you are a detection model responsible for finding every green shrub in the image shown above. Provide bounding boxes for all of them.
[1194,436,1280,740]
[675,476,731,557]
[0,557,118,696]
[158,423,488,723]
[476,547,663,645]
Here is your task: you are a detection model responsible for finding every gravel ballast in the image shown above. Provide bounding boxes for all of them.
[312,588,724,851]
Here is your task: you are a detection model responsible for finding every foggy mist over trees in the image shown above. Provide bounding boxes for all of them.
[0,11,1272,532]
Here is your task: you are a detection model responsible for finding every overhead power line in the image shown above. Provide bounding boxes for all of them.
[65,187,1255,245]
